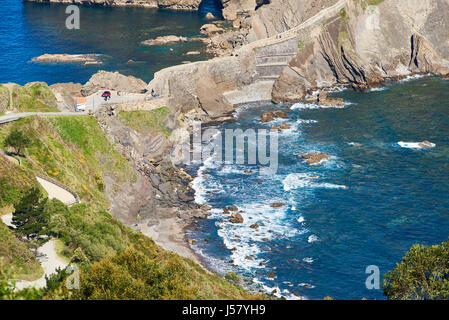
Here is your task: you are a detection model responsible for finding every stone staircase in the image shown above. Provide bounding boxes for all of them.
[254,35,299,82]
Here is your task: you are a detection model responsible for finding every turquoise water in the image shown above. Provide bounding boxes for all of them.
[187,77,449,300]
[0,0,220,85]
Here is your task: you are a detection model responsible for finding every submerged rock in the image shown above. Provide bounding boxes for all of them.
[299,152,331,165]
[271,202,285,208]
[32,53,101,64]
[141,35,187,46]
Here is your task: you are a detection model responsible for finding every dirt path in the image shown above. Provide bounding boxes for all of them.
[3,83,15,109]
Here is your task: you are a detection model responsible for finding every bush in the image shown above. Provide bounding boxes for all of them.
[383,240,449,300]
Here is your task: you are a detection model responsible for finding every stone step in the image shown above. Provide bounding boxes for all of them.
[256,63,287,77]
[257,75,280,81]
[256,54,294,65]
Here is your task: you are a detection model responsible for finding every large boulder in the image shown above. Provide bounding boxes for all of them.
[200,24,225,37]
[261,110,288,122]
[81,71,147,96]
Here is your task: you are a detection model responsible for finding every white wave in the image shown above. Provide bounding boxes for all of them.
[297,216,305,223]
[296,119,318,124]
[303,257,314,263]
[369,86,387,92]
[401,73,430,82]
[308,235,319,243]
[291,102,347,110]
[214,201,304,271]
[282,173,347,191]
[398,141,435,149]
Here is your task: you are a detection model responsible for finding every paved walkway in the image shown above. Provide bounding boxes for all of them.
[36,176,77,206]
[0,111,88,125]
[15,240,69,290]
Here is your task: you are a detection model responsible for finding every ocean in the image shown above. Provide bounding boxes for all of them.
[187,77,449,300]
[0,0,221,85]
[2,1,449,300]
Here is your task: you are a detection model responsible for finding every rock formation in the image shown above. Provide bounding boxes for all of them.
[141,35,188,46]
[81,71,148,96]
[299,152,331,165]
[32,53,102,64]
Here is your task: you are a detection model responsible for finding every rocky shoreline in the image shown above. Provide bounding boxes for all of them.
[14,0,449,278]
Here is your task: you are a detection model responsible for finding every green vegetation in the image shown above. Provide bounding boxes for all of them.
[51,248,249,300]
[4,128,31,156]
[12,188,49,240]
[0,85,9,114]
[0,116,135,209]
[0,224,43,281]
[118,107,171,138]
[0,115,255,300]
[12,83,59,112]
[0,155,39,209]
[367,0,384,6]
[0,268,42,300]
[383,239,449,300]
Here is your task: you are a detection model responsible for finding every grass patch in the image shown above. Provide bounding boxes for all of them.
[118,107,171,138]
[0,116,135,209]
[12,83,59,112]
[0,223,43,281]
[0,114,256,300]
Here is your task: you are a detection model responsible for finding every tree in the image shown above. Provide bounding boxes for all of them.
[383,240,449,300]
[12,188,49,239]
[3,128,31,156]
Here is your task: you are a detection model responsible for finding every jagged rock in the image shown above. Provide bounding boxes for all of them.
[271,202,285,208]
[250,223,259,229]
[316,90,344,107]
[81,71,147,96]
[229,212,244,223]
[200,24,225,37]
[267,272,275,279]
[261,110,288,122]
[299,152,331,165]
[205,12,216,20]
[227,205,239,211]
[141,35,187,46]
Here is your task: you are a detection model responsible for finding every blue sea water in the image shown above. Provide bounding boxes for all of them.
[0,0,221,85]
[2,1,449,301]
[187,77,449,300]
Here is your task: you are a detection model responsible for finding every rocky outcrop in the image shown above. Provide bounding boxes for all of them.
[147,52,257,124]
[299,152,330,165]
[141,35,187,46]
[50,83,83,111]
[95,107,207,225]
[260,109,288,122]
[81,71,148,96]
[200,24,226,37]
[32,54,102,65]
[25,0,202,10]
[272,0,449,103]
